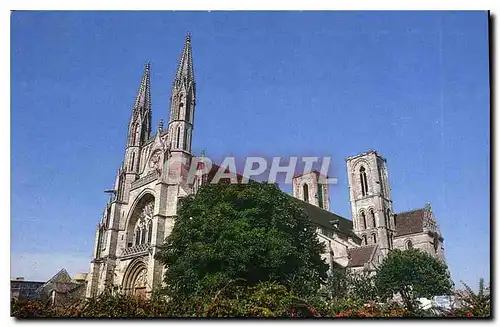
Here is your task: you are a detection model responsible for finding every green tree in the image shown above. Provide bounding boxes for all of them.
[155,182,329,301]
[348,269,379,302]
[375,248,453,312]
[324,266,378,305]
[324,265,349,301]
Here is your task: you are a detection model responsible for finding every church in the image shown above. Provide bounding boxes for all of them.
[85,34,446,298]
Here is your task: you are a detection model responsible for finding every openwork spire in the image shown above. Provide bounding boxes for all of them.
[174,32,195,86]
[127,63,152,146]
[133,62,152,116]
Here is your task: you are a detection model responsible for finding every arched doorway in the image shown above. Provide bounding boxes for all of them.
[122,260,148,298]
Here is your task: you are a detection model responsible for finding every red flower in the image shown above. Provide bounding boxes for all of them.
[466,313,473,317]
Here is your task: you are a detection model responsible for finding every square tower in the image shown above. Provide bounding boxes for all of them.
[292,170,330,211]
[346,150,394,254]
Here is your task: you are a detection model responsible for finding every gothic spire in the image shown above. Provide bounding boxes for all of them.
[173,32,195,87]
[133,62,152,118]
[127,63,152,147]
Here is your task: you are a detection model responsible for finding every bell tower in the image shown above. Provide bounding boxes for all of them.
[346,150,394,254]
[292,170,330,211]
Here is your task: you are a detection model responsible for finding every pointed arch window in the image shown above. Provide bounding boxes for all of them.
[178,95,184,120]
[318,184,324,209]
[185,103,190,122]
[370,209,376,228]
[360,211,367,229]
[184,127,189,151]
[147,221,153,244]
[176,127,181,149]
[405,240,413,250]
[387,232,393,249]
[303,184,309,203]
[131,152,135,171]
[140,227,146,244]
[96,229,103,258]
[134,124,141,145]
[359,166,369,196]
[130,122,140,146]
[178,103,184,120]
[135,228,140,246]
[372,233,377,244]
[362,235,367,245]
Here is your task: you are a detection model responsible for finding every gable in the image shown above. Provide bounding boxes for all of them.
[346,245,377,267]
[394,208,425,236]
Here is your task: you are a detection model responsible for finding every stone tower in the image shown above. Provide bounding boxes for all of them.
[346,150,394,254]
[292,170,330,211]
[165,32,195,185]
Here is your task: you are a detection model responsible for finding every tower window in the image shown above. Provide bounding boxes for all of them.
[147,221,153,244]
[178,103,184,120]
[131,123,137,145]
[387,232,393,249]
[177,95,184,120]
[360,166,369,196]
[185,104,190,122]
[360,211,367,229]
[370,209,376,228]
[184,127,189,151]
[362,235,367,245]
[176,127,181,149]
[318,184,324,209]
[96,229,102,258]
[372,233,377,244]
[303,183,309,203]
[140,227,146,244]
[135,228,140,246]
[386,209,391,229]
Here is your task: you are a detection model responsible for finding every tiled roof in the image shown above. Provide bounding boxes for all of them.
[35,268,73,295]
[394,208,425,236]
[347,245,376,267]
[295,199,359,240]
[51,282,82,293]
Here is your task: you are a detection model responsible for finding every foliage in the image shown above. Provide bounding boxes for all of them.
[11,293,170,318]
[11,298,56,318]
[446,278,490,318]
[324,266,378,302]
[323,266,349,300]
[13,281,486,318]
[331,302,409,317]
[375,248,453,312]
[348,269,379,302]
[155,182,329,302]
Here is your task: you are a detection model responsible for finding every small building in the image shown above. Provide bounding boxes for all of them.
[35,269,88,305]
[10,277,45,301]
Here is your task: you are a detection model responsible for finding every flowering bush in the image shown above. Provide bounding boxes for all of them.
[11,279,490,318]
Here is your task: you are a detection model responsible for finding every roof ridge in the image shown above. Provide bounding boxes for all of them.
[348,244,376,251]
[297,198,350,221]
[396,207,426,216]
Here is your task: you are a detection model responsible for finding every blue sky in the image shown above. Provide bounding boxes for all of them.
[11,11,490,288]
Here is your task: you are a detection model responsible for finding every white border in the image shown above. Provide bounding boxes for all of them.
[4,2,497,326]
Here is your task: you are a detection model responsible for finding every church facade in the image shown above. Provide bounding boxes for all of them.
[85,34,446,298]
